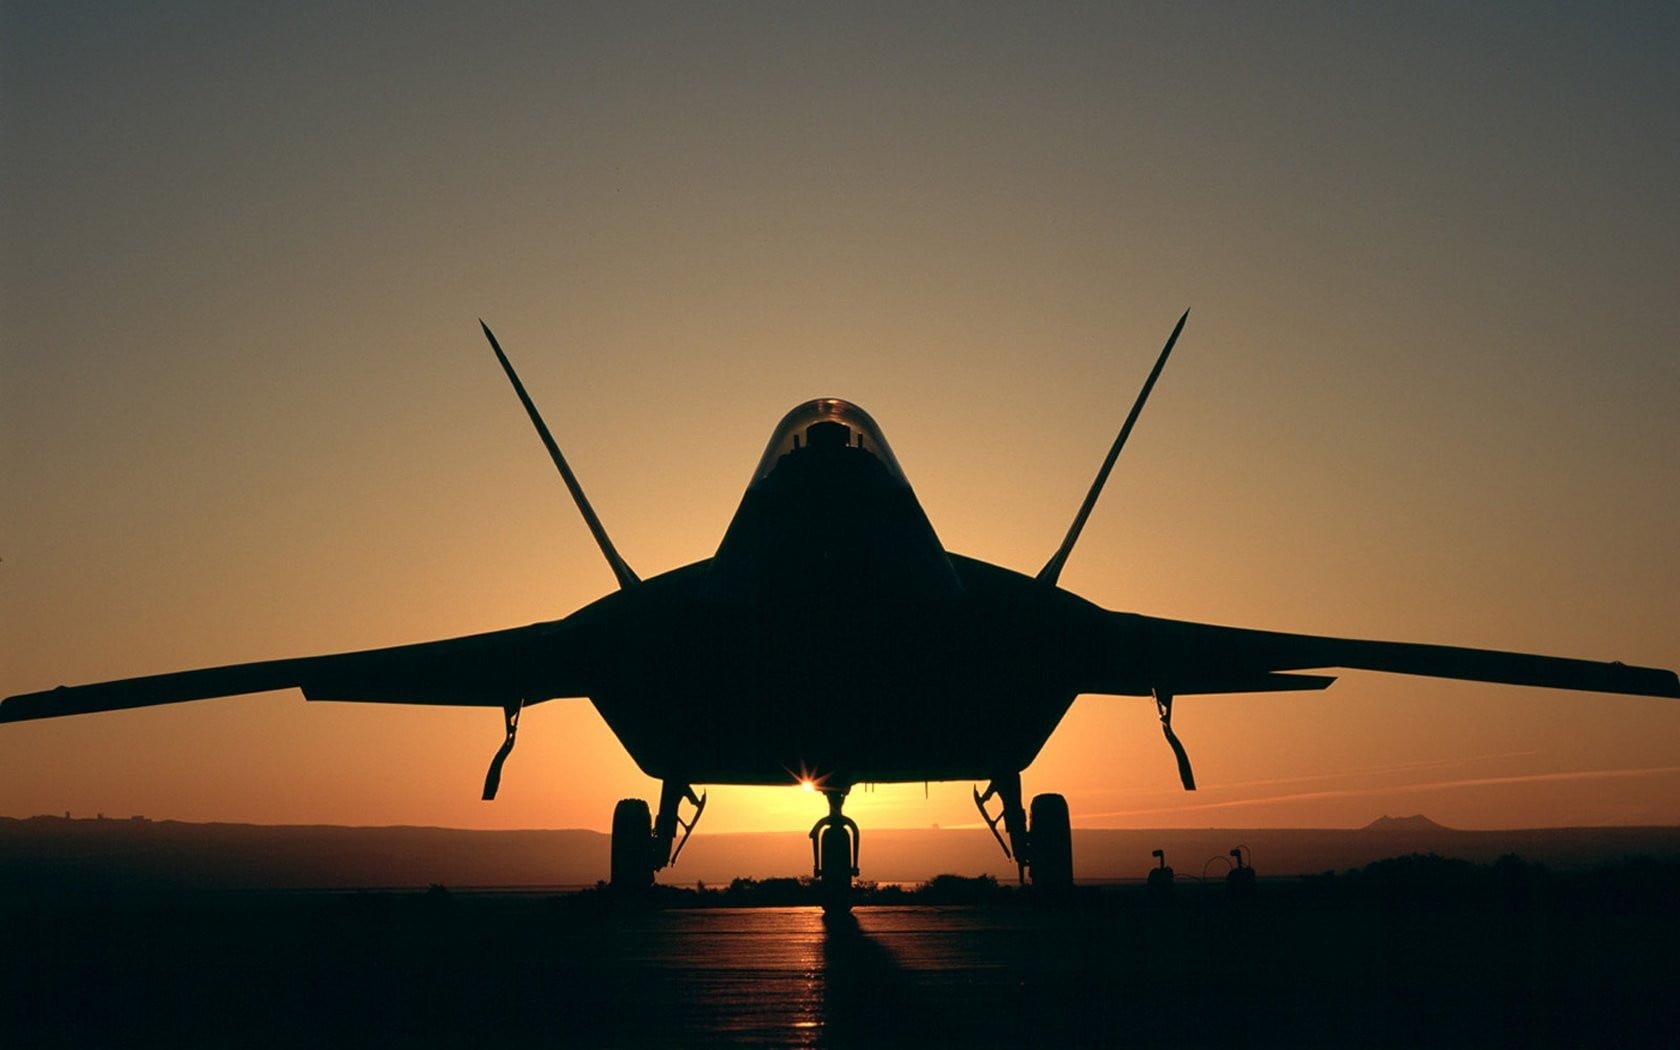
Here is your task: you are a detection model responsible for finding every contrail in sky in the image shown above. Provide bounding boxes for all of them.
[1207,751,1543,794]
[1081,765,1680,821]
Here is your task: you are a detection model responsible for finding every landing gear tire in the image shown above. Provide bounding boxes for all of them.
[1028,792,1073,891]
[611,797,654,890]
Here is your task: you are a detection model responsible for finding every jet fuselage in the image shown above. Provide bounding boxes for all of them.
[568,399,1093,789]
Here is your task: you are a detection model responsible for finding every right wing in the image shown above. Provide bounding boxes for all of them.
[0,619,586,723]
[1084,611,1680,699]
[1070,610,1678,792]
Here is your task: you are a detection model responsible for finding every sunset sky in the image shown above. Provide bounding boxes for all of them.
[3,4,1676,844]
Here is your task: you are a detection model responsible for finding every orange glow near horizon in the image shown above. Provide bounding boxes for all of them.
[1,6,1675,844]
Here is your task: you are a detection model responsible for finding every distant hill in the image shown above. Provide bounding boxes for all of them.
[4,815,1678,892]
[1361,814,1448,832]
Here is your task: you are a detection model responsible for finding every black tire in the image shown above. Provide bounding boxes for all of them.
[610,798,653,889]
[1028,792,1073,890]
[819,823,853,914]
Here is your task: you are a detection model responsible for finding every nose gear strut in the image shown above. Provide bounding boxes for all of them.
[809,789,859,914]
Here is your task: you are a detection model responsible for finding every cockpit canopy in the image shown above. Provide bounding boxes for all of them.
[750,399,907,485]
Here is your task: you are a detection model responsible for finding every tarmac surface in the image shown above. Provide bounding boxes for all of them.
[6,879,1676,1048]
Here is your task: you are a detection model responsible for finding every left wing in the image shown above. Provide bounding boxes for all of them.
[0,619,585,723]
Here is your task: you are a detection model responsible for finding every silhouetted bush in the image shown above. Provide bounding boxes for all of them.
[916,873,998,904]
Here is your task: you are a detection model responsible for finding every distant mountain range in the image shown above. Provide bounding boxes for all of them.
[4,814,1677,893]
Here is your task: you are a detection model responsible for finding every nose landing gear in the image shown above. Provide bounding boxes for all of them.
[810,788,860,914]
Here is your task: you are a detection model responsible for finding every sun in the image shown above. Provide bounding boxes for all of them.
[788,762,830,794]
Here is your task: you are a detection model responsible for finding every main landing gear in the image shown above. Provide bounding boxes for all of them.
[608,776,1068,910]
[610,780,707,890]
[974,770,1073,891]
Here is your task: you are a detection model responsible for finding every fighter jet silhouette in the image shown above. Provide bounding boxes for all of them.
[6,313,1675,910]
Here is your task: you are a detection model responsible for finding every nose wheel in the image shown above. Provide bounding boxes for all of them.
[809,789,860,914]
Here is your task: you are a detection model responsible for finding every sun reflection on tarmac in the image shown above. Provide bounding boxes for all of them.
[599,906,923,1046]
